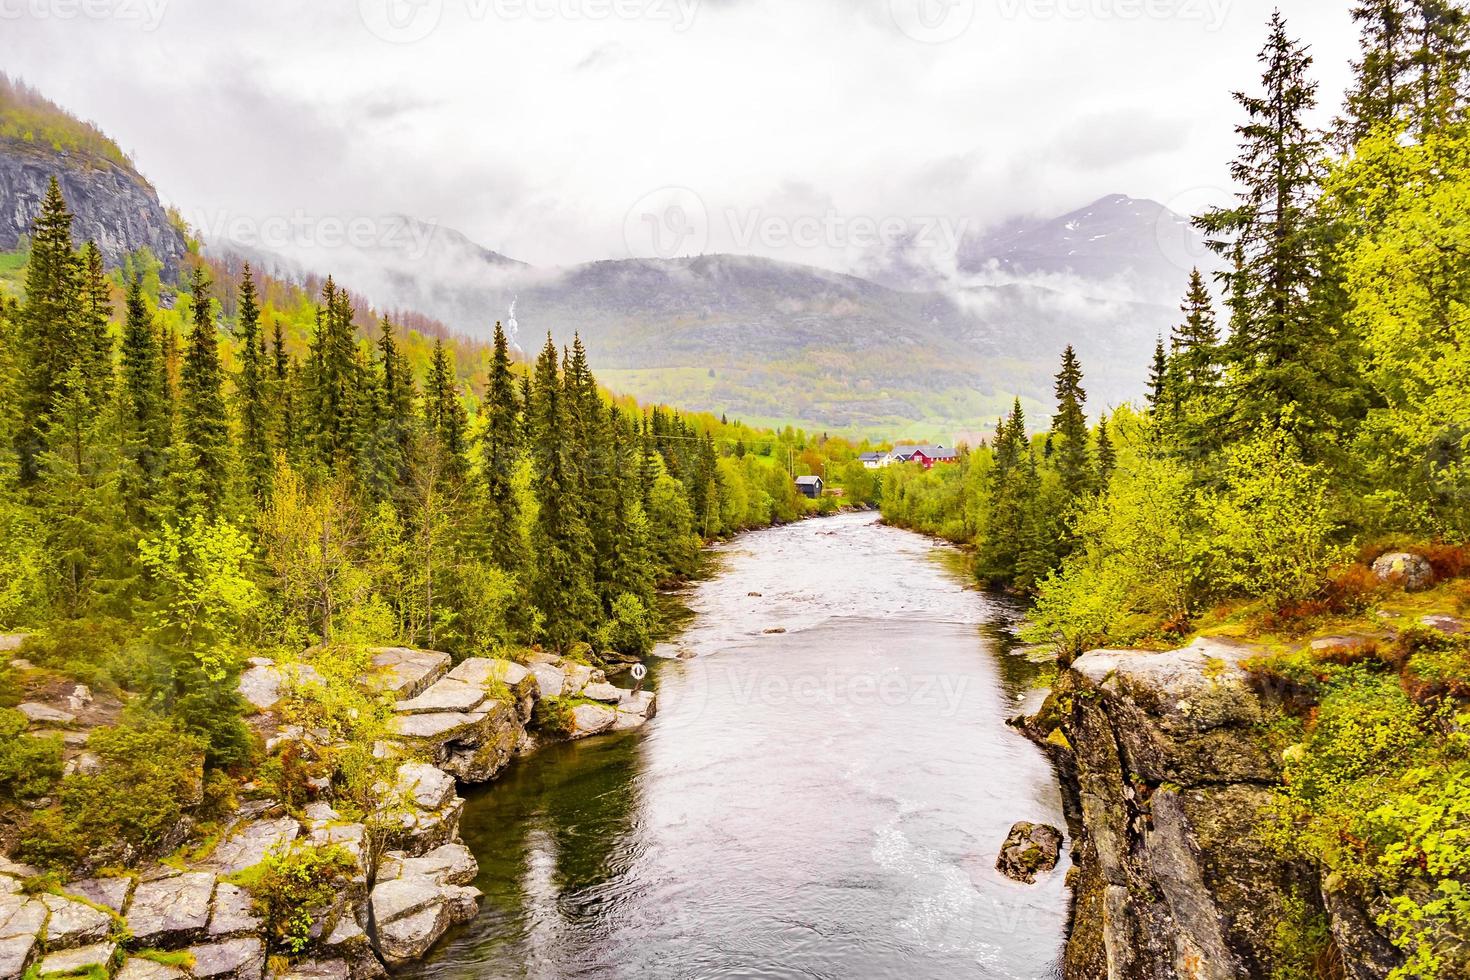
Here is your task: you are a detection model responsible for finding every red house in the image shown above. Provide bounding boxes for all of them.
[894,445,959,470]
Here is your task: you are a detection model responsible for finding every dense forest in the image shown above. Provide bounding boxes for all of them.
[882,5,1470,975]
[0,178,896,878]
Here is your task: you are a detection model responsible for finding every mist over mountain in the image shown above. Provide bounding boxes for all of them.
[204,196,1205,436]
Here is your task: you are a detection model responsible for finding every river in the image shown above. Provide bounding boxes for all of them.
[404,512,1069,979]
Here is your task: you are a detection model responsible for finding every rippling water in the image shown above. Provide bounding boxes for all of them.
[405,512,1069,980]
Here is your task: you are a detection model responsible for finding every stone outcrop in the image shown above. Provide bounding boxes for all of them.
[1032,635,1403,980]
[0,141,187,275]
[0,647,659,980]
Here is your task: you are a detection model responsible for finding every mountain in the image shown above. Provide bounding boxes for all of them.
[0,74,186,274]
[957,193,1216,303]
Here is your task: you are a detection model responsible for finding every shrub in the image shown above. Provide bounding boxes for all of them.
[0,707,62,802]
[228,844,357,955]
[595,594,655,657]
[16,717,204,869]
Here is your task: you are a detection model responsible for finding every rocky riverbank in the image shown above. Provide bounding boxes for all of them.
[1,645,656,980]
[1020,610,1467,979]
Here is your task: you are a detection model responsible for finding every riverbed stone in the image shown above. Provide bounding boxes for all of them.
[379,844,478,887]
[63,878,132,916]
[440,700,524,783]
[0,934,35,980]
[389,711,488,744]
[567,703,617,738]
[271,959,351,980]
[581,682,623,704]
[446,657,528,689]
[394,679,487,716]
[237,661,327,711]
[366,648,451,699]
[127,872,215,947]
[370,875,480,967]
[527,663,565,699]
[39,893,113,949]
[187,937,264,980]
[996,822,1063,883]
[36,941,115,977]
[395,762,456,810]
[611,691,656,732]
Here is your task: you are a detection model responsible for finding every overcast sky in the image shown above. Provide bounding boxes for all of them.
[2,0,1358,272]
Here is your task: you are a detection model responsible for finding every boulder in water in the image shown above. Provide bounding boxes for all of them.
[996,822,1062,883]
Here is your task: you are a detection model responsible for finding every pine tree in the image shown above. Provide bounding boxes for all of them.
[179,266,231,516]
[425,339,468,482]
[480,321,524,572]
[77,242,114,408]
[529,334,599,650]
[1051,346,1091,497]
[1342,1,1417,143]
[1096,414,1117,487]
[1412,0,1470,133]
[270,321,299,462]
[1197,12,1340,440]
[15,177,81,484]
[1146,337,1169,415]
[236,265,272,499]
[118,276,170,523]
[1167,270,1225,454]
[307,279,361,468]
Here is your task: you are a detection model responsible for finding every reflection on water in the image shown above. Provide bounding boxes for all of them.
[404,513,1068,980]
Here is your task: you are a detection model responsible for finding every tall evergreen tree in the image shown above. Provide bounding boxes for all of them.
[179,266,231,516]
[1167,270,1225,453]
[1197,12,1340,441]
[1412,0,1470,133]
[425,339,468,481]
[118,276,170,522]
[529,334,598,649]
[15,177,81,484]
[1095,414,1117,486]
[77,242,114,409]
[236,265,272,499]
[1146,337,1169,416]
[1342,1,1417,143]
[1051,346,1091,497]
[480,321,524,572]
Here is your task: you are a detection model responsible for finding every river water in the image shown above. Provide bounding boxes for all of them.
[405,512,1069,979]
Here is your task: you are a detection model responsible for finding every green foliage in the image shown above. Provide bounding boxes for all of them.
[227,843,357,955]
[596,593,656,656]
[1203,420,1344,609]
[17,717,204,868]
[0,707,62,801]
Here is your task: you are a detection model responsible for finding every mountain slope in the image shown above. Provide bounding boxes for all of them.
[0,74,186,274]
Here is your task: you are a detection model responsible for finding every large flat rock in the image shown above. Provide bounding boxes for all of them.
[367,648,451,700]
[64,877,132,915]
[36,941,116,977]
[39,893,113,949]
[117,958,188,980]
[446,658,529,688]
[204,816,300,874]
[394,763,456,811]
[15,703,75,726]
[389,711,488,744]
[395,679,488,716]
[187,937,265,980]
[127,872,215,947]
[207,883,260,938]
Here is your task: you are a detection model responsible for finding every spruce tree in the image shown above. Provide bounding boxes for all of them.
[118,276,170,522]
[1146,337,1169,415]
[425,339,468,482]
[481,321,524,572]
[1197,12,1339,441]
[1096,415,1117,487]
[1051,346,1091,498]
[1342,1,1416,143]
[236,265,272,499]
[15,177,81,484]
[78,242,114,408]
[529,334,599,650]
[1168,270,1225,453]
[179,266,231,516]
[1412,0,1470,133]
